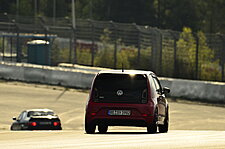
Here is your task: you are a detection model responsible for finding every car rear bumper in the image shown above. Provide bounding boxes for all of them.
[86,115,154,127]
[85,102,156,127]
[27,126,62,130]
[92,119,148,127]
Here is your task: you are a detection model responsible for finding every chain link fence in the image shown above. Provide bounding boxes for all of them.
[0,14,224,82]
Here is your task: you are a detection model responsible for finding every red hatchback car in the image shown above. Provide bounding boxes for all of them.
[85,70,170,134]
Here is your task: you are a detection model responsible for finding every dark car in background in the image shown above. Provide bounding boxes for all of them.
[11,109,62,130]
[85,70,170,134]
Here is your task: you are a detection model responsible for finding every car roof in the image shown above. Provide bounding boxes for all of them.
[98,70,155,75]
[25,109,54,112]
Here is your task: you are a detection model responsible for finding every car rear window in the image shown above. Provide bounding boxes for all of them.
[92,73,148,104]
[27,111,55,117]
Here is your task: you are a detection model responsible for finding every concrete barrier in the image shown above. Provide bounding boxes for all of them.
[0,62,96,89]
[0,62,224,103]
[160,78,225,103]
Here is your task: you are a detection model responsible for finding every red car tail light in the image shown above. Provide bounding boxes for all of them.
[29,122,37,126]
[142,114,148,117]
[91,112,96,116]
[53,122,60,126]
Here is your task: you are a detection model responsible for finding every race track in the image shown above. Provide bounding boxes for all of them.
[0,81,225,148]
[1,130,225,149]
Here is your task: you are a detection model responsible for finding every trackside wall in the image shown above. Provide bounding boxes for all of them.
[0,62,95,89]
[0,62,224,103]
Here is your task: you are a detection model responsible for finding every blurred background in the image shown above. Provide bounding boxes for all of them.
[0,0,224,82]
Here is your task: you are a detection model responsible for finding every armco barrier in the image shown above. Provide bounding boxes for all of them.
[0,62,224,103]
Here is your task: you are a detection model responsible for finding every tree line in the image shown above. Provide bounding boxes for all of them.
[0,0,225,34]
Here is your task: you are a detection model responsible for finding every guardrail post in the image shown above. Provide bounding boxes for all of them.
[73,28,77,64]
[45,27,50,65]
[110,21,117,69]
[152,28,162,75]
[2,35,5,61]
[219,34,225,81]
[88,19,95,66]
[151,28,157,72]
[39,18,50,65]
[10,36,13,62]
[133,23,141,65]
[195,34,199,80]
[16,24,21,62]
[159,31,162,75]
[114,27,117,69]
[69,31,73,63]
[169,31,178,77]
[222,37,225,82]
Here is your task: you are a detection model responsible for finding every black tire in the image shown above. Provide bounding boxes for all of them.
[10,125,15,131]
[10,124,19,131]
[56,127,62,130]
[158,107,169,133]
[98,124,108,134]
[147,109,158,134]
[85,122,96,134]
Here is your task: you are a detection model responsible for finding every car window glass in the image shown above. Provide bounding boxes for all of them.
[93,73,148,104]
[152,77,160,91]
[18,111,26,120]
[18,113,23,120]
[27,111,54,117]
[22,112,27,119]
[148,75,156,98]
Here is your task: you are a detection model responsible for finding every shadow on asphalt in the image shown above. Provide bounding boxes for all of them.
[87,132,162,135]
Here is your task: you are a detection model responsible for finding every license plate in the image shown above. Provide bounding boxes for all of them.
[108,110,131,116]
[39,122,52,125]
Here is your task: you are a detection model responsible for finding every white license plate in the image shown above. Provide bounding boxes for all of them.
[39,122,52,125]
[108,110,131,116]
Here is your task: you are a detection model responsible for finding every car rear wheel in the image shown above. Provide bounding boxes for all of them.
[85,122,96,134]
[147,110,158,134]
[158,108,169,133]
[98,124,108,134]
[10,125,16,131]
[10,124,20,131]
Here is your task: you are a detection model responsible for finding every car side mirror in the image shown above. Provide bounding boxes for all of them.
[163,87,170,94]
[12,117,17,121]
[156,89,161,94]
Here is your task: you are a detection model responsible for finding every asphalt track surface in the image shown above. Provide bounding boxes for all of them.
[0,81,225,149]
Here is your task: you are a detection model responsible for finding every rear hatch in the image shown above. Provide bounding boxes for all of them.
[89,73,150,117]
[92,73,148,104]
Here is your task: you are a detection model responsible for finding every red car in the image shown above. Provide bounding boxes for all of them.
[85,70,170,134]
